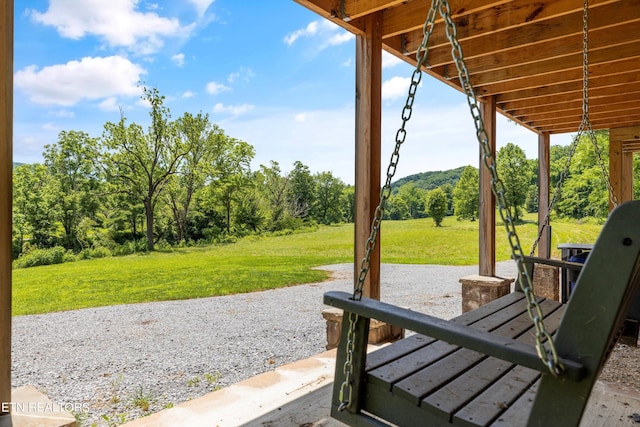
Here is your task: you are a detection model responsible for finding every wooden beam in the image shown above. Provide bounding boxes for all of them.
[479,96,496,277]
[609,127,637,211]
[0,0,12,418]
[354,12,382,300]
[537,133,551,258]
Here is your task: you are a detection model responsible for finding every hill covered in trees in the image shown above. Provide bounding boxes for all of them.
[391,166,466,192]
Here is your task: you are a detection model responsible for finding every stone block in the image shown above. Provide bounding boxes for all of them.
[532,264,560,301]
[321,308,404,350]
[460,275,514,313]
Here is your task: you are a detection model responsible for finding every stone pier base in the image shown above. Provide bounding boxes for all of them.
[531,264,560,301]
[460,275,514,313]
[321,308,404,350]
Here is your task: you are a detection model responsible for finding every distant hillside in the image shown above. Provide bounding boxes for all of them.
[391,166,471,191]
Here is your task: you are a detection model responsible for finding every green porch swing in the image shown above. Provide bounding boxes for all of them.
[324,0,640,425]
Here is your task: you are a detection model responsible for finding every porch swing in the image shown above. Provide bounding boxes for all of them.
[324,1,640,426]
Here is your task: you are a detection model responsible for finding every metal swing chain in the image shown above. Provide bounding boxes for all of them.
[440,0,563,376]
[531,0,617,252]
[577,0,618,209]
[337,1,440,412]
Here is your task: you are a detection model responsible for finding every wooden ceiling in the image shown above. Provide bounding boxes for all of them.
[293,0,640,135]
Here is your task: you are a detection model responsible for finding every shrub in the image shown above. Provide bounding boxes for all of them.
[14,246,67,269]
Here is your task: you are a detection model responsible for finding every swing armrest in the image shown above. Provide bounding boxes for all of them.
[522,255,584,271]
[324,290,586,381]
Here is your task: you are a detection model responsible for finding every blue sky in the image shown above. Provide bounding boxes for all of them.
[13,0,575,184]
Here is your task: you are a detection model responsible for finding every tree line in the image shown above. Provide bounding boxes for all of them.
[13,93,639,265]
[386,130,640,225]
[13,87,351,260]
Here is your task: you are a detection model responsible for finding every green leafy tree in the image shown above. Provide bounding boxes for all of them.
[555,130,610,218]
[395,183,427,218]
[287,161,316,219]
[13,164,62,248]
[497,143,531,221]
[341,186,355,223]
[43,130,101,250]
[213,138,255,234]
[255,161,291,230]
[452,165,479,221]
[426,187,447,227]
[101,87,187,250]
[165,112,226,242]
[384,195,410,220]
[312,171,346,224]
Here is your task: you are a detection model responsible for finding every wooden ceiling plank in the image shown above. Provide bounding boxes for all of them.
[426,20,640,82]
[477,57,640,98]
[515,98,640,122]
[404,1,639,64]
[380,0,509,38]
[451,40,640,88]
[500,81,640,112]
[493,70,640,105]
[537,116,640,134]
[527,107,640,127]
[343,0,405,20]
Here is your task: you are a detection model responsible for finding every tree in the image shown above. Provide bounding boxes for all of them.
[101,87,187,250]
[452,166,479,221]
[312,171,346,224]
[212,137,255,234]
[341,186,355,223]
[395,183,427,218]
[255,161,291,230]
[554,130,610,219]
[13,164,61,248]
[497,143,531,221]
[426,187,447,227]
[165,112,225,242]
[287,161,315,219]
[384,195,410,220]
[43,130,101,250]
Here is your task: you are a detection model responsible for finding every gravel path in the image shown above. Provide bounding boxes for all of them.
[11,261,521,425]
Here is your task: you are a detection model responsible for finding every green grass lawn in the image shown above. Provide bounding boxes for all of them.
[13,215,603,316]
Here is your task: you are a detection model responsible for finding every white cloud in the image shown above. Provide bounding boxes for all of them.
[42,122,58,131]
[206,81,231,95]
[50,109,75,118]
[182,90,195,98]
[382,76,411,101]
[294,113,308,122]
[213,103,254,116]
[228,67,254,83]
[188,0,215,17]
[98,97,120,112]
[284,21,319,45]
[284,20,353,48]
[14,55,145,106]
[171,53,185,67]
[30,0,192,55]
[382,52,403,69]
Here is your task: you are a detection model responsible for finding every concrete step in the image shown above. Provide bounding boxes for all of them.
[4,385,76,427]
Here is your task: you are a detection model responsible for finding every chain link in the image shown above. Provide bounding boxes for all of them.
[439,0,563,375]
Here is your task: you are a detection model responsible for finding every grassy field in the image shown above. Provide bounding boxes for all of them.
[13,214,603,316]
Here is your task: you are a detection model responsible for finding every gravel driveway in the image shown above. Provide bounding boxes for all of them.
[12,262,517,425]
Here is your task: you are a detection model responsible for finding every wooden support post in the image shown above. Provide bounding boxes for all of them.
[537,132,551,258]
[354,13,382,300]
[609,127,638,211]
[0,0,12,418]
[479,96,496,277]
